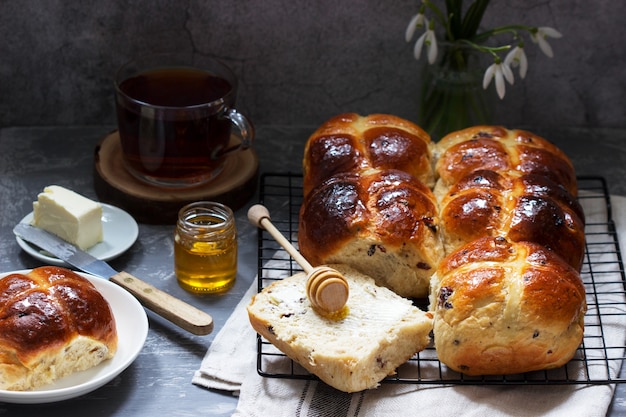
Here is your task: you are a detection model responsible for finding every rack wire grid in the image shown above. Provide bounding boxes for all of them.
[254,173,626,386]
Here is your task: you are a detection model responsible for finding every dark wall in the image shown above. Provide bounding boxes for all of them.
[1,1,623,129]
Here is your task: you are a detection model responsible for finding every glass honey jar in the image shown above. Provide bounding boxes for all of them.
[174,201,237,293]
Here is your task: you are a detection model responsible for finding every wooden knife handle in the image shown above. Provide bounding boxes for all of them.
[109,271,214,336]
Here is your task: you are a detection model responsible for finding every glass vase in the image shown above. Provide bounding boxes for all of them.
[418,42,493,141]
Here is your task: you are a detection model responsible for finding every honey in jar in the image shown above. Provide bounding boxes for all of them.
[174,201,237,293]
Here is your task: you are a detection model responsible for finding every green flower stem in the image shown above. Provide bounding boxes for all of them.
[459,0,491,39]
[418,1,536,47]
[445,0,463,36]
[472,24,535,44]
[420,84,492,140]
[423,0,492,41]
[418,43,493,140]
[457,39,511,59]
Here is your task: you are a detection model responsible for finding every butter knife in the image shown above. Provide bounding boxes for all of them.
[13,223,213,336]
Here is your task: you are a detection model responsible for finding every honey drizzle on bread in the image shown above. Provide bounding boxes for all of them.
[247,264,433,392]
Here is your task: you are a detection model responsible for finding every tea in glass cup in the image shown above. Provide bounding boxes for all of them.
[114,53,254,188]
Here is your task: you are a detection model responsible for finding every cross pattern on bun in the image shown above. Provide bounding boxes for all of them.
[433,125,578,197]
[300,113,442,298]
[0,266,117,391]
[299,169,443,298]
[429,126,587,375]
[438,170,585,270]
[247,264,433,393]
[431,236,586,375]
[302,113,435,196]
[297,115,587,377]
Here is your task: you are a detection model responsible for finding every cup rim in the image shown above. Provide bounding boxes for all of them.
[114,52,238,111]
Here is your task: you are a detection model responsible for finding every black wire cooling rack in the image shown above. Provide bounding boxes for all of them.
[254,173,626,385]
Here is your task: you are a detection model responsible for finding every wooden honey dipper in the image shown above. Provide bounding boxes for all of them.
[247,204,349,314]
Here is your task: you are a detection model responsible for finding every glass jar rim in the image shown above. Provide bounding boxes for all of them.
[177,201,235,233]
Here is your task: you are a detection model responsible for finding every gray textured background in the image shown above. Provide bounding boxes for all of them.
[0,0,624,130]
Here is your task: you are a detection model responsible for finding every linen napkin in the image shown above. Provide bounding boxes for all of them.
[193,195,626,417]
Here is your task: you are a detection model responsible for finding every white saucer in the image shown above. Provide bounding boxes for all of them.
[0,271,148,404]
[16,204,139,266]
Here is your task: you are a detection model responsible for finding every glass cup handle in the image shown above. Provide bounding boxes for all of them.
[222,108,254,154]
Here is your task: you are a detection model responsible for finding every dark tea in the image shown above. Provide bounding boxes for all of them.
[116,67,235,186]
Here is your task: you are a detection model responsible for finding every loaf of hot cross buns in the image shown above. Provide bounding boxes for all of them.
[0,266,118,391]
[300,113,443,298]
[429,125,586,374]
[298,115,587,376]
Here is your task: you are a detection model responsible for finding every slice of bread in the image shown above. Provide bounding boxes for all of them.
[246,264,433,392]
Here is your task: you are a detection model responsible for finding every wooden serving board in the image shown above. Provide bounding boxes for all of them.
[93,131,259,224]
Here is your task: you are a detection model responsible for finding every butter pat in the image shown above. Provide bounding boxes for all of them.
[32,185,103,250]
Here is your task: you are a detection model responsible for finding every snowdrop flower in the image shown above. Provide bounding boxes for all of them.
[482,59,514,100]
[405,12,427,42]
[413,21,438,64]
[504,45,528,79]
[404,4,563,104]
[531,27,562,58]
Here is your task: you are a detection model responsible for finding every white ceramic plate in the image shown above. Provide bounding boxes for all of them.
[16,204,139,266]
[0,271,148,404]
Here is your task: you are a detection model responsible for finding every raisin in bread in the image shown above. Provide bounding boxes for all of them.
[430,237,586,375]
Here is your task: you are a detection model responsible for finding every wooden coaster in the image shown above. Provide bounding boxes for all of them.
[93,131,259,224]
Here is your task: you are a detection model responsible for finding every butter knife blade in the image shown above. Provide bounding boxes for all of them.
[13,223,213,336]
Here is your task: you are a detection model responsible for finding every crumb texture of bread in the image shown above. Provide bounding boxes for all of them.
[246,264,433,392]
[0,266,118,391]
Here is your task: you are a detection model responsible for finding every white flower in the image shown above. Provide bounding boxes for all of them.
[531,26,562,58]
[413,24,438,64]
[504,45,528,79]
[482,60,515,99]
[405,12,427,42]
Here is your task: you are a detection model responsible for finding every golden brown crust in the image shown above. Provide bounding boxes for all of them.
[298,172,369,266]
[432,237,586,375]
[302,113,434,196]
[299,169,443,297]
[431,126,586,375]
[298,115,586,377]
[435,126,578,196]
[0,267,117,390]
[439,170,585,270]
[299,113,441,297]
